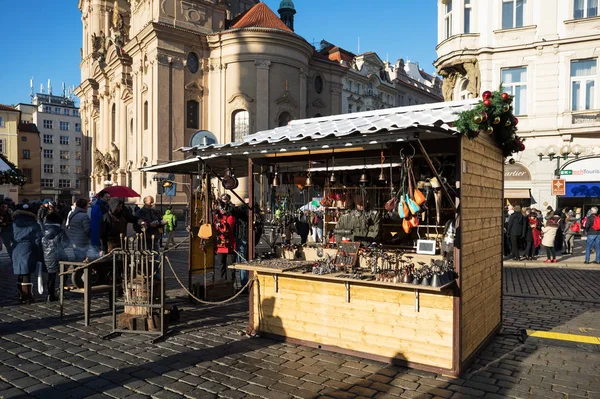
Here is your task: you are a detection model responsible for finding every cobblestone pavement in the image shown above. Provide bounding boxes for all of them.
[0,238,599,399]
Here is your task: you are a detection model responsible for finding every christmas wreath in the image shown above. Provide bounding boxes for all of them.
[0,154,27,187]
[454,89,525,157]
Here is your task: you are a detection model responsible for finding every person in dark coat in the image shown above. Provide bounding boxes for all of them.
[99,198,141,253]
[42,213,70,302]
[506,205,526,260]
[12,205,43,304]
[0,202,14,259]
[67,198,91,261]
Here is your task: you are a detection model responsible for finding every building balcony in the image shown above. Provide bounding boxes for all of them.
[435,33,480,67]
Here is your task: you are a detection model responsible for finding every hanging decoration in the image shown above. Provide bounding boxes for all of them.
[0,154,27,187]
[454,88,525,157]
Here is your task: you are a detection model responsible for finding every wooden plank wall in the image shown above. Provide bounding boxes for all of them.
[459,135,503,361]
[252,273,455,370]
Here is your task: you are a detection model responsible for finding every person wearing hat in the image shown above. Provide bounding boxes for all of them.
[563,210,579,255]
[37,200,51,229]
[506,205,526,261]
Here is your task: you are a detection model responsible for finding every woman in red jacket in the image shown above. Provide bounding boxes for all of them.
[213,194,236,281]
[524,214,542,260]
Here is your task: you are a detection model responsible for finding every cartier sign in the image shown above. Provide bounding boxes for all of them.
[505,163,531,181]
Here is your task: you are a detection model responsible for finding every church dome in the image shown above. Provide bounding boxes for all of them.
[279,0,295,10]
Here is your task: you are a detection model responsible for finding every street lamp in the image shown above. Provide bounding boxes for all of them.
[536,143,582,178]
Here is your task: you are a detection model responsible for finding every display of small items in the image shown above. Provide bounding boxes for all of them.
[312,254,336,275]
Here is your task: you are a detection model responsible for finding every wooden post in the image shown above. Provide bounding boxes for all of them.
[248,158,255,262]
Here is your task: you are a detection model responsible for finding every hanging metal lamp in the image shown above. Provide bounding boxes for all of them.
[305,154,313,187]
[272,153,280,187]
[359,157,368,184]
[329,152,336,183]
[378,151,386,182]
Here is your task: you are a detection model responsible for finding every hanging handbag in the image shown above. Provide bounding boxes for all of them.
[402,218,412,234]
[406,194,420,215]
[398,196,406,218]
[413,187,426,206]
[385,196,398,212]
[198,223,214,239]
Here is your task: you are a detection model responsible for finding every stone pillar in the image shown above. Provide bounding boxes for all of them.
[118,87,127,185]
[299,68,307,119]
[255,60,271,132]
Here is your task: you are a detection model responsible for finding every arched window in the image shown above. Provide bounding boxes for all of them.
[111,104,116,142]
[458,79,471,100]
[143,101,148,130]
[232,110,249,142]
[367,83,374,95]
[278,111,293,127]
[187,100,199,129]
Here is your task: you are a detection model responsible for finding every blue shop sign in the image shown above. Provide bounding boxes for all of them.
[565,182,600,197]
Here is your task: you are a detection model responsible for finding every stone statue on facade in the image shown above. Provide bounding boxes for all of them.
[111,143,120,169]
[104,151,117,172]
[92,31,107,65]
[94,148,105,175]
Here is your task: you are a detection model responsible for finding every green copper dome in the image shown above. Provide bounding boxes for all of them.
[279,0,295,10]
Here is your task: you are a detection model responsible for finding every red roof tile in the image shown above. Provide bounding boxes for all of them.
[0,104,18,112]
[231,3,293,32]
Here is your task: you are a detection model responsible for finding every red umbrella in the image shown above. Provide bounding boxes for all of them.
[101,185,141,198]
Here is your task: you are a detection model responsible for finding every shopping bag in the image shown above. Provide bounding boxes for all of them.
[36,262,44,295]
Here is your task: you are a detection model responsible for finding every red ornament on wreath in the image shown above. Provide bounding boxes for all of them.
[501,92,510,101]
[483,99,492,107]
[482,91,492,100]
[513,117,519,126]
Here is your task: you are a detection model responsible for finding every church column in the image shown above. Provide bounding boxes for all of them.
[255,60,271,132]
[118,86,127,185]
[299,68,307,119]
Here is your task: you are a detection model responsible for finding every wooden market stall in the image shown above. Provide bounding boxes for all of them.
[144,94,523,376]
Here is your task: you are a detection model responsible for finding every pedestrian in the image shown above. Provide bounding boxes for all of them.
[37,200,51,228]
[136,196,166,250]
[42,213,70,302]
[584,206,600,264]
[541,218,559,263]
[90,190,110,255]
[524,215,541,260]
[67,198,91,261]
[0,202,14,259]
[506,205,526,261]
[544,206,555,221]
[12,204,42,304]
[99,198,141,252]
[212,194,236,281]
[162,206,177,250]
[563,210,579,255]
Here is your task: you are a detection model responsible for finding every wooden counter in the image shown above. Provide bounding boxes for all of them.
[230,262,458,373]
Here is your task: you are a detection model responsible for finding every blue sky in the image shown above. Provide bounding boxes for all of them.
[0,0,439,106]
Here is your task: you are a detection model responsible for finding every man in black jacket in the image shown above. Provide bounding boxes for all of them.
[507,206,526,261]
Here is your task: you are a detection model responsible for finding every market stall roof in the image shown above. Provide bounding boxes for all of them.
[144,98,478,175]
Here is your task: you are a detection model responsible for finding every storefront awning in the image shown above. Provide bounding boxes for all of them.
[504,189,531,199]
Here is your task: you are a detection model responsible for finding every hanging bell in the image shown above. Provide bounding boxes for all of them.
[378,170,386,182]
[305,172,313,187]
[330,172,336,183]
[359,170,368,184]
[272,173,280,187]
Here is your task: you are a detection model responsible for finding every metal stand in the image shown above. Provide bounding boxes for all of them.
[102,237,169,343]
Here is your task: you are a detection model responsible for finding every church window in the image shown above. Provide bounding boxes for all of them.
[187,100,199,129]
[143,101,148,130]
[232,110,250,141]
[314,76,324,94]
[278,111,293,127]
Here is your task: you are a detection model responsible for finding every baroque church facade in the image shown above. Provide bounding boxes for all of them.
[76,0,345,200]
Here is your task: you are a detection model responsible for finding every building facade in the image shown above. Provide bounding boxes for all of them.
[17,92,83,202]
[75,0,349,201]
[318,41,443,115]
[0,105,21,201]
[435,0,600,213]
[17,122,42,201]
